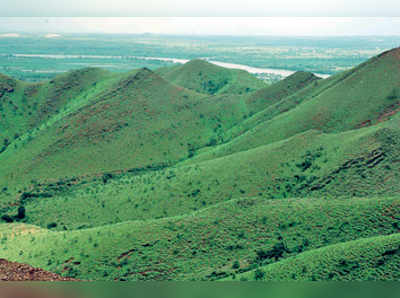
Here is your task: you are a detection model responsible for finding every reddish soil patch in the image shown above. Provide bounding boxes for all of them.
[0,259,75,281]
[356,102,400,128]
[377,102,400,123]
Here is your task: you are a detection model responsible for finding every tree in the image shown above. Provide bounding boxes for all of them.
[232,260,240,269]
[17,206,26,220]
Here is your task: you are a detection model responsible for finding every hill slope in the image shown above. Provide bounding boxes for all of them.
[0,68,114,154]
[1,196,399,280]
[190,47,400,163]
[245,71,320,113]
[0,68,251,198]
[159,59,267,95]
[6,120,399,230]
[0,259,75,281]
[0,49,399,281]
[227,233,400,281]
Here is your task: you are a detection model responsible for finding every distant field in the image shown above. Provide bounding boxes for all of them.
[1,34,399,81]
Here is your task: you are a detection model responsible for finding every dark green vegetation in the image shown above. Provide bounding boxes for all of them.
[0,47,399,281]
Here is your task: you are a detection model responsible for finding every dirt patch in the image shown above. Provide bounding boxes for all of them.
[378,102,400,123]
[0,259,76,281]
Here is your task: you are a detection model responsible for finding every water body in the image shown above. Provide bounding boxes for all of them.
[140,56,331,78]
[12,54,330,78]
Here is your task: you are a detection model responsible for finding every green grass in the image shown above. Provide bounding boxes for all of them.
[0,68,114,151]
[0,48,399,281]
[227,233,400,281]
[1,196,399,280]
[244,71,320,114]
[6,122,398,231]
[159,59,268,95]
[0,68,251,197]
[189,48,400,163]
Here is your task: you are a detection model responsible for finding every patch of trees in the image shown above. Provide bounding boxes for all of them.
[20,191,53,202]
[255,242,289,263]
[1,206,26,223]
[296,149,323,172]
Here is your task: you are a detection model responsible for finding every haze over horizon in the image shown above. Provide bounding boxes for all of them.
[1,0,400,36]
[1,0,400,17]
[1,17,400,36]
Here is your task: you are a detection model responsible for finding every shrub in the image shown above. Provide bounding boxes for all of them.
[232,260,240,269]
[256,242,287,262]
[47,222,58,229]
[102,173,113,184]
[17,206,26,220]
[254,269,266,280]
[1,215,13,223]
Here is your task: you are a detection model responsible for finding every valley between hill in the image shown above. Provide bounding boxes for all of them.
[0,48,399,280]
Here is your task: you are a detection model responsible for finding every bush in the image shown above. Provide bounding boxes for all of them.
[232,260,240,269]
[102,173,113,184]
[254,269,266,280]
[47,222,58,229]
[17,206,26,219]
[256,242,287,262]
[1,215,13,223]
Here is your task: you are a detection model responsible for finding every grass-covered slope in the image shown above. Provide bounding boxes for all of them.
[245,71,320,114]
[0,74,35,153]
[0,68,252,196]
[0,49,399,281]
[29,68,112,127]
[0,69,113,152]
[227,233,400,281]
[224,70,349,140]
[1,196,399,281]
[159,59,267,95]
[191,47,400,162]
[3,119,398,231]
[226,233,400,281]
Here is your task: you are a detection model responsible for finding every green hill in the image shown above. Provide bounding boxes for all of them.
[190,47,400,163]
[6,121,398,231]
[158,59,267,95]
[0,49,399,281]
[1,196,398,280]
[0,67,251,198]
[245,71,320,114]
[226,233,400,281]
[0,68,120,160]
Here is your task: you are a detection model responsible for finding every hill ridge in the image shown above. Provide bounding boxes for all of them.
[159,58,267,95]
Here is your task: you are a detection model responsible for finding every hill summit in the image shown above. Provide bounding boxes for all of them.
[159,59,267,95]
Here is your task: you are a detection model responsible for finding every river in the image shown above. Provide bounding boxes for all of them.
[12,54,330,78]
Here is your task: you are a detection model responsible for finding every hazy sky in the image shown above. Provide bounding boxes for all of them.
[1,0,399,17]
[1,17,400,36]
[1,0,400,36]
